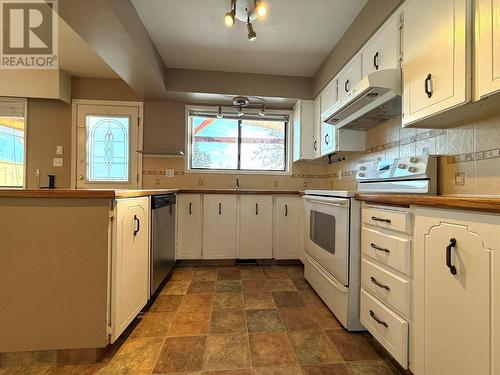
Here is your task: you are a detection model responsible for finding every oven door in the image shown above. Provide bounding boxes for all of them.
[304,195,350,286]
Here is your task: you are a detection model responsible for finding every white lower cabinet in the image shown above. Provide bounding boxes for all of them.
[239,195,273,259]
[413,207,500,375]
[176,194,202,259]
[111,197,150,343]
[274,196,302,260]
[203,194,238,259]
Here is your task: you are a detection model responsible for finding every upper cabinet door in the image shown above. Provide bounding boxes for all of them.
[293,100,315,161]
[338,54,363,103]
[362,13,401,76]
[320,123,335,156]
[402,0,471,127]
[476,0,500,98]
[320,78,338,117]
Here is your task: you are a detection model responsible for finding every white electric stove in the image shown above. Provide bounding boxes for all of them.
[303,155,438,331]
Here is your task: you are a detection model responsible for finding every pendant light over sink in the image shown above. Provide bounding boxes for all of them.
[224,0,267,41]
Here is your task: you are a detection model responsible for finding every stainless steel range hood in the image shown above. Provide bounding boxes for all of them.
[321,69,402,130]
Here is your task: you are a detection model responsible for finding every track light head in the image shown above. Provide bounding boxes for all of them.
[217,106,223,119]
[259,105,266,117]
[237,106,244,117]
[247,20,257,41]
[224,0,236,27]
[255,0,266,17]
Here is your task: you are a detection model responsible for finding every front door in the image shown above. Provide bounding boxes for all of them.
[74,101,142,189]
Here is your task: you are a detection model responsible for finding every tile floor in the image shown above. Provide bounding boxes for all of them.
[0,265,404,375]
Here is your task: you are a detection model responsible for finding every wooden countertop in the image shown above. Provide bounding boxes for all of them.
[0,188,302,198]
[355,194,500,213]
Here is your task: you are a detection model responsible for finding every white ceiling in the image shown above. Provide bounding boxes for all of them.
[132,0,367,77]
[58,18,118,79]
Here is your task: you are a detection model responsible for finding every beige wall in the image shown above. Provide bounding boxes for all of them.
[312,0,403,96]
[325,113,500,196]
[143,101,186,152]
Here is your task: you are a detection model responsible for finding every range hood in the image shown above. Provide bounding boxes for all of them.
[321,69,402,130]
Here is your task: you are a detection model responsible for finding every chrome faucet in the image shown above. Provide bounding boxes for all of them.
[236,177,240,190]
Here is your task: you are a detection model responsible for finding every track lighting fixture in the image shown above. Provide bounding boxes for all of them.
[237,106,244,117]
[247,18,257,41]
[217,105,223,119]
[259,104,266,117]
[224,0,266,40]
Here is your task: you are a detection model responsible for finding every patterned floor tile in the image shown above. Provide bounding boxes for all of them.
[153,336,206,373]
[265,279,297,292]
[161,280,191,295]
[252,367,302,375]
[249,332,297,368]
[325,330,381,361]
[188,281,216,294]
[308,304,343,329]
[101,337,163,374]
[215,280,242,293]
[287,330,342,365]
[203,334,251,371]
[263,267,289,279]
[272,292,305,308]
[213,293,244,310]
[301,363,349,375]
[169,311,211,336]
[217,269,241,280]
[346,360,401,375]
[279,308,320,331]
[210,309,247,334]
[244,292,276,310]
[171,268,195,280]
[291,278,312,291]
[246,309,284,333]
[243,279,268,293]
[179,293,214,312]
[130,312,175,338]
[149,295,183,312]
[240,268,266,280]
[194,268,218,281]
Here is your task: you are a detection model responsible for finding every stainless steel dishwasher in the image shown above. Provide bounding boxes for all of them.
[150,194,176,296]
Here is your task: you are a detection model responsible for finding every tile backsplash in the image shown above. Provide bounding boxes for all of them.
[143,112,500,196]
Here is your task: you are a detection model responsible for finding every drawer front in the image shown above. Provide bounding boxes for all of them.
[362,227,411,275]
[362,207,410,234]
[361,258,410,317]
[360,289,408,369]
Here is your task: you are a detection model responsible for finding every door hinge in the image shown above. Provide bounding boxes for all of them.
[399,15,404,30]
[137,117,141,127]
[109,210,115,221]
[137,174,140,183]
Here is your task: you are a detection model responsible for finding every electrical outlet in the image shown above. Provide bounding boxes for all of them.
[273,180,278,187]
[56,145,63,155]
[303,181,308,188]
[53,158,63,167]
[338,171,342,180]
[455,172,465,186]
[165,169,174,178]
[154,178,160,185]
[198,179,203,186]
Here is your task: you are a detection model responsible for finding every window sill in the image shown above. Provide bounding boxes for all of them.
[185,169,292,176]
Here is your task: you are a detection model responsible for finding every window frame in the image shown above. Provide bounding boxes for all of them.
[0,97,28,188]
[185,105,292,175]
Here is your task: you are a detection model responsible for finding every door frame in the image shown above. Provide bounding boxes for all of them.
[71,99,144,189]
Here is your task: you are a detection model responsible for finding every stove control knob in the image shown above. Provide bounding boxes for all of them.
[397,163,407,169]
[408,166,417,173]
[359,165,366,171]
[358,172,365,177]
[410,157,418,163]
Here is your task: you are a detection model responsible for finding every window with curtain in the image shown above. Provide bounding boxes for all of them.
[188,110,288,173]
[0,99,26,187]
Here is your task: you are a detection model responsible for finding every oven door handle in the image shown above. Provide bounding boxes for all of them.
[304,196,349,208]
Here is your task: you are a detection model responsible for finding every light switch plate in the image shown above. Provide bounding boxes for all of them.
[165,169,174,178]
[56,146,63,155]
[455,172,465,186]
[53,157,63,167]
[338,171,342,180]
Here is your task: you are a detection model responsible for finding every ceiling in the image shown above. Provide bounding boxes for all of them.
[132,0,368,77]
[58,18,118,79]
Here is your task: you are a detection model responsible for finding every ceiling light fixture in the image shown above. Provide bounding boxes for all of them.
[259,104,266,117]
[255,0,266,17]
[224,0,236,27]
[247,17,257,41]
[224,0,266,40]
[217,105,223,119]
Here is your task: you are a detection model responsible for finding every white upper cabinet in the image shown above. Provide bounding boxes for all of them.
[338,54,363,103]
[203,195,237,259]
[239,195,273,259]
[402,0,471,127]
[176,194,202,260]
[293,100,315,161]
[362,12,401,76]
[475,0,500,98]
[320,122,335,156]
[320,78,338,117]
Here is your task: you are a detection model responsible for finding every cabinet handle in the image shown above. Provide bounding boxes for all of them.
[344,79,350,92]
[313,140,317,151]
[371,243,390,253]
[285,204,288,217]
[218,203,222,215]
[371,216,391,224]
[370,310,388,328]
[189,202,192,215]
[325,133,329,145]
[446,238,457,275]
[370,276,390,291]
[373,52,379,70]
[255,203,259,215]
[133,215,140,236]
[424,73,433,98]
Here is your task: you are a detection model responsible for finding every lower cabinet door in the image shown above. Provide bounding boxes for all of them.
[239,195,273,259]
[274,197,301,259]
[203,195,237,259]
[176,194,202,259]
[111,197,149,342]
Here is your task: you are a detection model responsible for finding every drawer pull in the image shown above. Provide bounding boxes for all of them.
[371,216,391,224]
[371,276,390,291]
[370,310,388,328]
[371,243,390,253]
[446,238,457,275]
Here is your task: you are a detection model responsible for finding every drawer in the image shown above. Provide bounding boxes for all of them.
[362,227,411,275]
[360,289,408,369]
[361,258,410,317]
[362,206,411,234]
